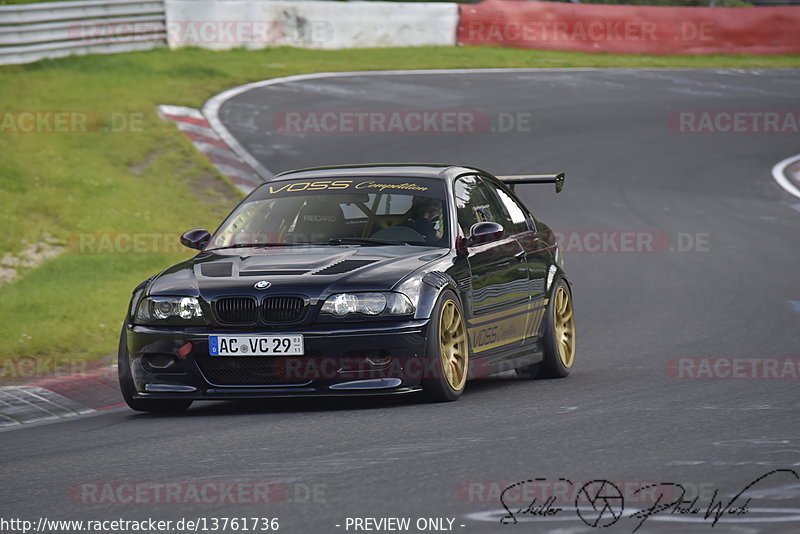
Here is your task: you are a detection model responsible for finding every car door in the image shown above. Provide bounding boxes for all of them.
[481,176,551,344]
[453,175,530,357]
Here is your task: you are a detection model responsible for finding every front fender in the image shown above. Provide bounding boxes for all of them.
[413,272,459,320]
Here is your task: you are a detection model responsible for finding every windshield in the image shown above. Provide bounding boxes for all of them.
[208,176,449,249]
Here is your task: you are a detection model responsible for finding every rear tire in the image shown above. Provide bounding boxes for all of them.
[421,290,469,402]
[516,279,575,379]
[118,326,192,413]
[539,279,575,378]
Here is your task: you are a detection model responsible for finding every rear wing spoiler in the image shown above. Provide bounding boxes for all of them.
[497,172,565,193]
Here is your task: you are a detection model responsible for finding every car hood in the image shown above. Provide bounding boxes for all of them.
[146,245,450,302]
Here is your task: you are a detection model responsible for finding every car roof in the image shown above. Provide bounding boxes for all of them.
[270,163,492,182]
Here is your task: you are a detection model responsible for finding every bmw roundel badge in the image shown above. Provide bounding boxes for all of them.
[254,280,271,290]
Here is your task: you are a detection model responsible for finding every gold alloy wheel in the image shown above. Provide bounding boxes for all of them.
[439,300,468,390]
[554,286,576,368]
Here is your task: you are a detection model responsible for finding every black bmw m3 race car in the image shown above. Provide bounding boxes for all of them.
[119,164,575,412]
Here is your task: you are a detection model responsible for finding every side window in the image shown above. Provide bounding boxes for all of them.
[453,175,501,235]
[484,181,530,235]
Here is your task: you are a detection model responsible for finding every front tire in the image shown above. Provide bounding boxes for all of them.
[118,326,192,413]
[421,290,469,402]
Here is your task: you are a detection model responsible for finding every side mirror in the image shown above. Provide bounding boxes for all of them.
[555,173,564,193]
[180,228,211,250]
[468,221,504,246]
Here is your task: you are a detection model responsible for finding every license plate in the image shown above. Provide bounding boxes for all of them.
[208,335,304,356]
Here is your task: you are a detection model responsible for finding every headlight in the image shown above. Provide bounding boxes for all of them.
[136,296,205,324]
[321,292,414,317]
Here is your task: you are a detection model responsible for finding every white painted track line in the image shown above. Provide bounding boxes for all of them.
[771,153,800,200]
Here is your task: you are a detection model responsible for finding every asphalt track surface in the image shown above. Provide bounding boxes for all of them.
[3,69,800,534]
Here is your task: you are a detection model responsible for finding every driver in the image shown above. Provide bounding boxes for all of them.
[400,197,442,242]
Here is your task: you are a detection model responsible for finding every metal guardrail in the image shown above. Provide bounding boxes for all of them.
[0,0,166,66]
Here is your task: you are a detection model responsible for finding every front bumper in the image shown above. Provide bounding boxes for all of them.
[125,320,431,400]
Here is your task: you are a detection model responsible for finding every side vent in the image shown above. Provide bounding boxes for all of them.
[456,277,472,294]
[200,262,233,277]
[313,259,376,275]
[422,272,452,290]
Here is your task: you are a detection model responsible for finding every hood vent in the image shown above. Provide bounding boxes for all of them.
[240,270,308,276]
[313,259,376,276]
[200,262,233,277]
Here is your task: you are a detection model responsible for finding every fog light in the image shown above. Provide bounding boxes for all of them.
[367,356,391,366]
[142,353,178,371]
[339,352,392,373]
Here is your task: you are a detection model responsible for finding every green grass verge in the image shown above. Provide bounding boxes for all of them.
[1,46,799,371]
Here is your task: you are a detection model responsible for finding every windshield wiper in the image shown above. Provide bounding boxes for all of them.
[328,237,408,246]
[205,242,313,252]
